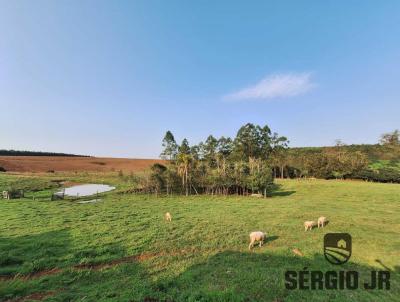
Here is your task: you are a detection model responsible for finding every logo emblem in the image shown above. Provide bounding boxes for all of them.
[324,233,352,265]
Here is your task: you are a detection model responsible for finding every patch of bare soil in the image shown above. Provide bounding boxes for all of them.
[0,268,62,281]
[0,249,197,281]
[0,156,164,173]
[6,290,58,302]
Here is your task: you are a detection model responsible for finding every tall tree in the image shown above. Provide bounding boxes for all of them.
[160,131,178,160]
[217,136,233,157]
[203,135,218,167]
[233,123,262,160]
[380,130,400,146]
[177,139,192,196]
[179,138,191,154]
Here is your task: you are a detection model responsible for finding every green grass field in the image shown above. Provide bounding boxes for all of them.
[0,174,399,301]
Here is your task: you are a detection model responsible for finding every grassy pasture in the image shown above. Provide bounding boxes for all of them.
[0,174,399,301]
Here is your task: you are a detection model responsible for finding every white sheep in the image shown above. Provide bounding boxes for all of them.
[164,212,172,222]
[318,216,327,228]
[304,221,315,231]
[248,231,266,250]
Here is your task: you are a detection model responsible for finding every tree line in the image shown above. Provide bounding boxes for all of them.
[0,150,89,157]
[137,127,400,195]
[268,130,400,182]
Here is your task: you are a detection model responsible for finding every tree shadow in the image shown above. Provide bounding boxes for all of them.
[0,229,132,278]
[152,251,399,302]
[269,184,296,197]
[0,229,148,302]
[1,232,398,302]
[270,190,296,197]
[0,229,71,276]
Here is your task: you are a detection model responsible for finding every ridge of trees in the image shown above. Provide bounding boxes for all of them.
[0,150,89,157]
[142,127,400,195]
[269,129,400,182]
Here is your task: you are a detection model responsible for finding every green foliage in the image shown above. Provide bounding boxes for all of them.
[273,141,400,182]
[353,167,400,183]
[0,174,59,193]
[160,130,178,160]
[232,123,287,160]
[148,124,285,196]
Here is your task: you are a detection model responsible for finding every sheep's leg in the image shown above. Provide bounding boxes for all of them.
[249,240,254,250]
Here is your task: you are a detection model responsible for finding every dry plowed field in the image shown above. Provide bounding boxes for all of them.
[0,156,163,173]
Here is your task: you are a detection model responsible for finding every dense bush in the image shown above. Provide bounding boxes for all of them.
[352,167,400,183]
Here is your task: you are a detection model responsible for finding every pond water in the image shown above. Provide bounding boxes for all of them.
[58,184,115,197]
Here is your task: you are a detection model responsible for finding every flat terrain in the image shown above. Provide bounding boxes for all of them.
[0,175,399,301]
[0,156,162,173]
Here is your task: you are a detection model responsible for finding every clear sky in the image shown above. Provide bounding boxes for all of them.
[1,1,399,158]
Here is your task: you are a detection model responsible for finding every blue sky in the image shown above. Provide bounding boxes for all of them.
[1,1,399,158]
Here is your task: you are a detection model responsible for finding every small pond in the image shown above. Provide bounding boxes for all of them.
[58,184,115,197]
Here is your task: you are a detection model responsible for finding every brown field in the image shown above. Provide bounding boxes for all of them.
[0,156,164,173]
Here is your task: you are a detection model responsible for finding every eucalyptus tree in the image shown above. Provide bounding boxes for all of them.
[233,123,263,160]
[203,135,218,167]
[160,131,178,160]
[177,139,192,196]
[217,136,233,157]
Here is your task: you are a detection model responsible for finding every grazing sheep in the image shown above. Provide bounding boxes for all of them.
[318,216,327,228]
[249,231,266,250]
[304,221,315,231]
[164,212,172,222]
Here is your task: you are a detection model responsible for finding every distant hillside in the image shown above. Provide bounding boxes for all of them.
[0,150,89,157]
[0,156,163,173]
[284,143,400,183]
[290,144,399,162]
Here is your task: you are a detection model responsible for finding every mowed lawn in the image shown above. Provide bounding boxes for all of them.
[0,177,399,301]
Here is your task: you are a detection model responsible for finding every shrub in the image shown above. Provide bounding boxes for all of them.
[352,167,400,183]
